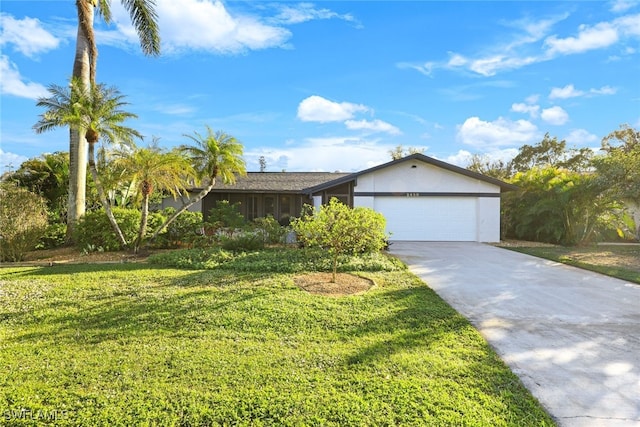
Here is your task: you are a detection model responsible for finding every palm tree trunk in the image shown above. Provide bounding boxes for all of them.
[147,180,216,245]
[135,192,150,253]
[67,0,94,239]
[67,127,87,239]
[88,142,128,249]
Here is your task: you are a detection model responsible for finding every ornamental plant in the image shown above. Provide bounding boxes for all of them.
[291,198,388,282]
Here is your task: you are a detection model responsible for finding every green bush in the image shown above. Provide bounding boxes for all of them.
[148,247,406,273]
[252,215,288,244]
[220,232,265,251]
[155,208,203,248]
[0,184,49,261]
[36,222,67,249]
[74,208,141,251]
[205,200,245,237]
[291,198,388,281]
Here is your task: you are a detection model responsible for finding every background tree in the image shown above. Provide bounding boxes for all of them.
[508,133,593,175]
[502,166,619,245]
[34,78,142,248]
[149,127,246,243]
[113,144,193,253]
[68,0,160,237]
[291,198,388,282]
[389,145,425,160]
[0,183,49,261]
[8,152,70,222]
[466,154,510,180]
[592,124,640,238]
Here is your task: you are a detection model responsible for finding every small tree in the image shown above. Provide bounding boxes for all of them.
[0,184,49,261]
[205,200,245,238]
[291,198,388,282]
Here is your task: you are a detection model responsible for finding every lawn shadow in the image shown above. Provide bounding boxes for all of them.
[3,264,276,345]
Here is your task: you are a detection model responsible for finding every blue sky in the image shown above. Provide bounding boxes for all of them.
[1,1,639,174]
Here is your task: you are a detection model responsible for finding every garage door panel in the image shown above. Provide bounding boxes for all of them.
[374,197,477,241]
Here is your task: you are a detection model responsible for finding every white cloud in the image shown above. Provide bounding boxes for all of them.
[457,116,539,150]
[0,13,60,57]
[271,3,357,26]
[545,22,619,55]
[565,129,598,145]
[0,55,48,99]
[110,0,290,54]
[590,85,617,95]
[541,106,569,125]
[468,54,539,77]
[549,84,584,99]
[549,84,617,99]
[0,149,28,175]
[344,119,401,135]
[444,148,520,168]
[525,94,540,104]
[511,102,540,118]
[408,12,640,77]
[610,0,637,13]
[396,61,434,76]
[247,137,391,172]
[297,95,369,123]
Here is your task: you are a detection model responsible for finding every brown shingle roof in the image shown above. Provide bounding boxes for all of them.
[203,172,350,193]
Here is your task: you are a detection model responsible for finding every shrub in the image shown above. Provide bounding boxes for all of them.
[36,222,67,249]
[205,201,245,237]
[291,198,388,281]
[0,184,49,261]
[220,232,265,251]
[148,247,406,273]
[155,208,203,248]
[252,215,288,244]
[74,208,142,251]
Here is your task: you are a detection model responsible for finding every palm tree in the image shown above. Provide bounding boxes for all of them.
[148,127,247,243]
[68,0,160,237]
[113,144,194,253]
[34,78,142,248]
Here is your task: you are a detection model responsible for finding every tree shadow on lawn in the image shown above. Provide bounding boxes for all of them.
[2,264,277,344]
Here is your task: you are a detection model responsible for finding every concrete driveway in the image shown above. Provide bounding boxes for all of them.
[389,242,640,427]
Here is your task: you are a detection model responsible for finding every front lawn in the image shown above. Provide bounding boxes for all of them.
[0,251,554,426]
[500,243,640,284]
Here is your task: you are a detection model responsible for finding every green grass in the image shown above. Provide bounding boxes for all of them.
[0,256,554,426]
[502,244,640,285]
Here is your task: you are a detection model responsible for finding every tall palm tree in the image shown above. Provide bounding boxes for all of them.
[68,0,160,237]
[148,127,247,243]
[34,78,142,248]
[113,144,194,253]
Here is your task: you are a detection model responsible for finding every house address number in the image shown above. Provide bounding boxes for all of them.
[406,192,419,197]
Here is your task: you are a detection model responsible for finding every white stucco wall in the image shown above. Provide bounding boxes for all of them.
[352,159,503,242]
[355,160,499,194]
[477,197,501,242]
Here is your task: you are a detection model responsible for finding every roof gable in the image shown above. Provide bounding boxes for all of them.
[304,153,518,194]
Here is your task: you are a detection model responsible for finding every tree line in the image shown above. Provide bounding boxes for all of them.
[467,125,640,245]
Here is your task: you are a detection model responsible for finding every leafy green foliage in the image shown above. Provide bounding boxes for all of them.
[252,215,288,244]
[154,208,203,248]
[0,184,49,261]
[292,198,388,281]
[0,265,555,425]
[148,247,405,273]
[7,151,70,222]
[503,167,619,245]
[36,223,68,250]
[220,233,265,251]
[74,208,140,251]
[205,200,246,237]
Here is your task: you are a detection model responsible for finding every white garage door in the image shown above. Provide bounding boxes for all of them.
[374,196,477,241]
